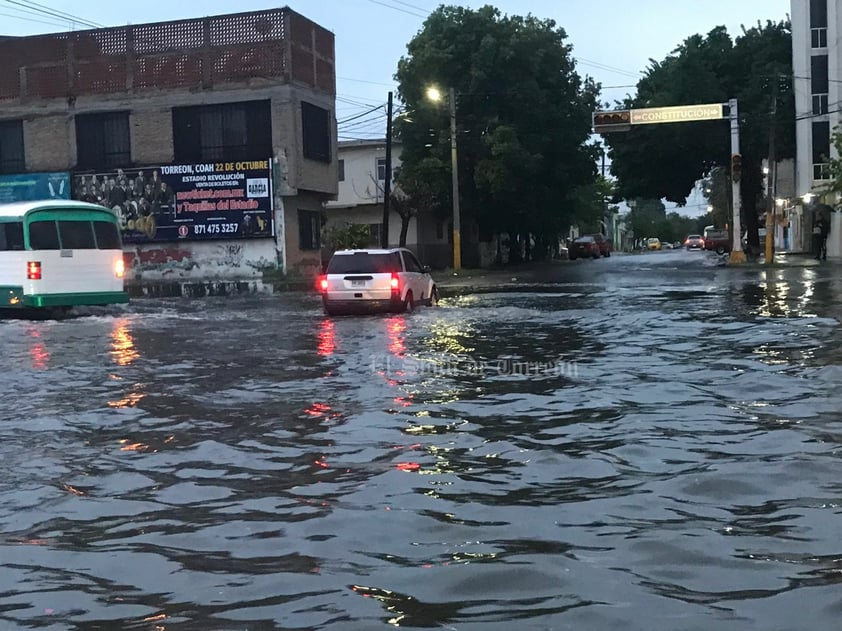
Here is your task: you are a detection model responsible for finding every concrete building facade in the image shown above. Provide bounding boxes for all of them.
[0,7,337,289]
[324,139,451,267]
[792,0,842,255]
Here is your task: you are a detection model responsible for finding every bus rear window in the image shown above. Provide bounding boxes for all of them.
[58,220,96,249]
[0,222,24,251]
[28,221,60,250]
[93,221,121,249]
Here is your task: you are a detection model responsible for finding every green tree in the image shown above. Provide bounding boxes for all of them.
[605,20,794,257]
[394,5,600,265]
[701,166,731,229]
[323,223,372,253]
[625,198,666,242]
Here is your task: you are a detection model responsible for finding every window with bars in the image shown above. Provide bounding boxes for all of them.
[172,100,272,163]
[0,120,24,174]
[376,158,387,181]
[302,102,331,163]
[338,159,345,182]
[75,112,131,170]
[298,209,322,250]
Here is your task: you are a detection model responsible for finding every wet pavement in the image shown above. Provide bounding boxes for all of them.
[1,248,841,630]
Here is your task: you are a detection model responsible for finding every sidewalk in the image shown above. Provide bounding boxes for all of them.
[435,260,570,295]
[749,251,837,268]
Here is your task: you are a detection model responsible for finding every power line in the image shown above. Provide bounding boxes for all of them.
[338,76,397,87]
[7,0,103,25]
[365,0,426,19]
[0,0,101,29]
[389,0,430,13]
[338,104,384,124]
[0,9,71,28]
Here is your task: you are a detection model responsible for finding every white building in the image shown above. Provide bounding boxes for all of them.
[324,139,450,266]
[792,0,842,255]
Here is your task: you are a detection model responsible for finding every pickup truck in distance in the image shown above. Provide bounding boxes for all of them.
[704,230,730,254]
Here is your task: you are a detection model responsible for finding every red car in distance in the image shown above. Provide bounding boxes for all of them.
[584,233,612,257]
[569,236,601,260]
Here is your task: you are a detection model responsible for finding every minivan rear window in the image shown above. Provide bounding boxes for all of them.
[327,252,402,274]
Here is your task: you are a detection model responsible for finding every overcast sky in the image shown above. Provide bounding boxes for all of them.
[2,0,792,214]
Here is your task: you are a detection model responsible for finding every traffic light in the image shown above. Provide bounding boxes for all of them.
[731,153,742,181]
[592,110,631,133]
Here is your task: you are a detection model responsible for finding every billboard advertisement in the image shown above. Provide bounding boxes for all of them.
[71,159,274,243]
[0,172,71,204]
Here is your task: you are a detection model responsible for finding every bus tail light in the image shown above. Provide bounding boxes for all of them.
[27,261,41,280]
[114,258,125,279]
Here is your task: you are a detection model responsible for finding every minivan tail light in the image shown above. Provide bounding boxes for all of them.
[27,261,41,280]
[317,275,328,292]
[390,273,400,293]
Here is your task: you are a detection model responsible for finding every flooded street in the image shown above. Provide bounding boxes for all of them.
[2,250,842,630]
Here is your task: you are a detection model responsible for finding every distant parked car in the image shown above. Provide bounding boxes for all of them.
[684,234,705,250]
[703,229,730,254]
[584,233,611,257]
[569,236,600,260]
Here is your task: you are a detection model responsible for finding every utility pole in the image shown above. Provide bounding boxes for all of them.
[728,98,746,264]
[449,86,461,270]
[381,91,393,249]
[765,79,778,264]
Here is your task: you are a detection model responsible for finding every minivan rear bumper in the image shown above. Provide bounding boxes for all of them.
[323,296,402,314]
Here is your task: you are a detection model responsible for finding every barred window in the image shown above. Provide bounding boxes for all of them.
[75,112,131,170]
[173,100,271,163]
[0,120,25,174]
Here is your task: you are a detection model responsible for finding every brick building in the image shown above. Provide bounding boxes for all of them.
[0,7,337,287]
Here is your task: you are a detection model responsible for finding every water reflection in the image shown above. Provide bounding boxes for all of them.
[107,390,145,408]
[110,318,139,366]
[317,318,336,356]
[426,320,475,354]
[27,327,50,370]
[386,316,407,357]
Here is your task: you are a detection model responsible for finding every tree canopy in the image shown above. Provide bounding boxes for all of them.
[394,5,601,257]
[604,20,794,253]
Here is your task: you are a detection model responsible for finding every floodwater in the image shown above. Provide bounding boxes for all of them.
[1,250,841,630]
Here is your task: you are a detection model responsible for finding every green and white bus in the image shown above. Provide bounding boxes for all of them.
[0,200,129,311]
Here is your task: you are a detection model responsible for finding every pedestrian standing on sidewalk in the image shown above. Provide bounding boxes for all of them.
[812,221,821,258]
[815,213,829,260]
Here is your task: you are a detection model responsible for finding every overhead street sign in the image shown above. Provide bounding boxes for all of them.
[630,103,724,125]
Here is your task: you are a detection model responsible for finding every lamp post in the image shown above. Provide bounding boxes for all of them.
[426,86,461,270]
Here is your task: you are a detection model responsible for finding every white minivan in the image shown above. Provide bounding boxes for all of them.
[318,248,439,316]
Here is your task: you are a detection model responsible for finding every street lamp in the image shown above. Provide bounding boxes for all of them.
[426,85,461,270]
